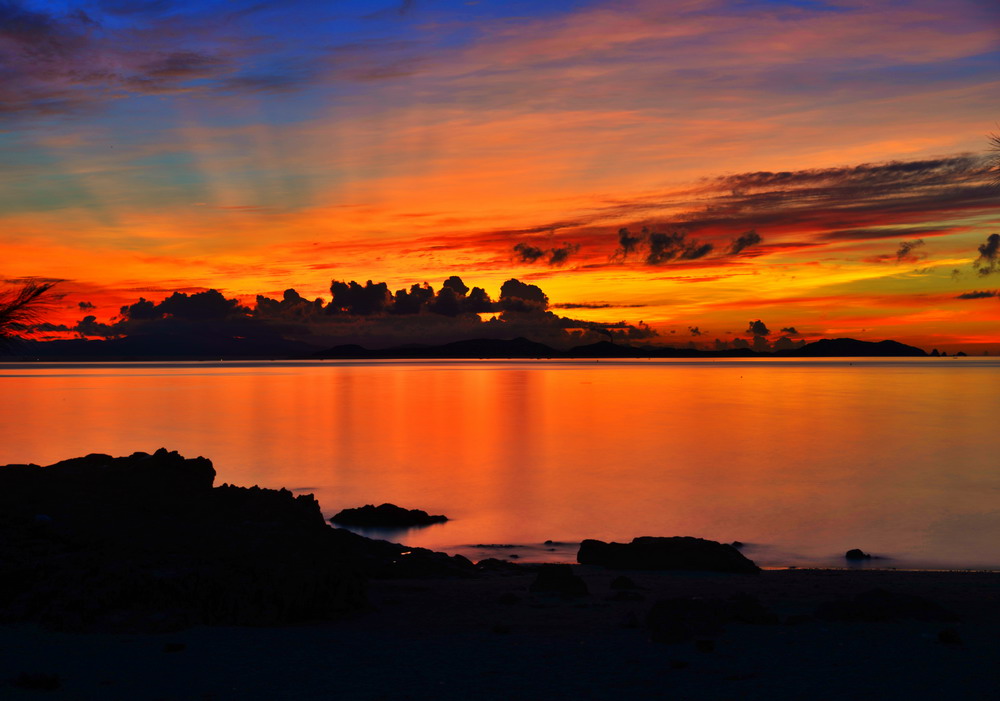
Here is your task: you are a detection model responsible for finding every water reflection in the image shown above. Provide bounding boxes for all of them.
[2,358,998,568]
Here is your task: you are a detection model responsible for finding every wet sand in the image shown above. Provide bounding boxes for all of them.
[3,567,998,700]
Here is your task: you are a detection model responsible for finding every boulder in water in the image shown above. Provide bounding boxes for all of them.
[330,503,448,528]
[578,536,759,573]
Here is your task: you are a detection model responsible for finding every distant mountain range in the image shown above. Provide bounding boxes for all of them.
[311,337,929,360]
[3,335,930,362]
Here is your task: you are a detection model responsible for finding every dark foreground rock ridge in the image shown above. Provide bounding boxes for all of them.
[0,449,478,632]
[578,536,760,573]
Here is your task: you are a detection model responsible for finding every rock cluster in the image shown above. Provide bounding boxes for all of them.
[0,449,475,632]
[0,449,366,631]
[578,536,759,573]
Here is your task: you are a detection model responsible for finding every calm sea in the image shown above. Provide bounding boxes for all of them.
[2,358,998,569]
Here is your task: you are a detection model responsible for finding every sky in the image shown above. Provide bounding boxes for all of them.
[2,0,999,352]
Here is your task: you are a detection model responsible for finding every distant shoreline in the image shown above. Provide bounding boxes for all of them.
[2,335,941,362]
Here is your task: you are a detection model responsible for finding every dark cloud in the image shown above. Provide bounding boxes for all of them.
[74,314,116,337]
[680,242,713,260]
[498,279,548,313]
[160,290,247,321]
[442,275,469,296]
[328,280,391,316]
[120,297,158,320]
[728,230,762,255]
[646,231,683,265]
[657,156,995,249]
[390,283,434,315]
[860,238,927,263]
[974,233,999,276]
[745,320,771,351]
[0,3,240,116]
[513,242,546,263]
[646,230,713,265]
[715,156,987,195]
[78,301,94,310]
[514,242,580,266]
[955,290,998,299]
[895,239,925,264]
[499,155,991,272]
[823,226,946,242]
[780,326,799,335]
[256,289,325,321]
[0,2,322,117]
[772,336,802,351]
[118,289,248,322]
[426,286,463,317]
[463,286,495,314]
[552,302,648,310]
[554,302,614,310]
[688,326,702,336]
[53,276,651,352]
[611,227,643,262]
[548,243,579,266]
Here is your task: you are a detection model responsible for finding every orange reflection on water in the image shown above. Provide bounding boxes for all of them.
[2,358,999,568]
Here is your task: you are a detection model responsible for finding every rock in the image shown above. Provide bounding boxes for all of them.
[845,548,872,560]
[529,564,589,597]
[475,558,525,575]
[330,503,447,528]
[324,527,477,579]
[578,537,759,573]
[815,588,959,623]
[0,449,370,632]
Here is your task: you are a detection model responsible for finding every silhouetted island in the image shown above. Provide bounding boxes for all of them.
[5,334,928,361]
[310,336,927,360]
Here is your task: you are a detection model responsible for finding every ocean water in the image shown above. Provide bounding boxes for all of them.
[2,358,998,569]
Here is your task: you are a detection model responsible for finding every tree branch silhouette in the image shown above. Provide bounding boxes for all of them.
[0,282,57,346]
[990,130,1000,185]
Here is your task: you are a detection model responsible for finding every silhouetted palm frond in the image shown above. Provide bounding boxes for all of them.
[990,130,1000,185]
[0,282,57,345]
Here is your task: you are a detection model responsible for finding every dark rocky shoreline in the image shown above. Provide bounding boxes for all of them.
[0,449,480,632]
[2,449,998,699]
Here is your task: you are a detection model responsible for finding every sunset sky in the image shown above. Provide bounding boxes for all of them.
[3,0,999,352]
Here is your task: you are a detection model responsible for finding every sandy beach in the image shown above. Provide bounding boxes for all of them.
[3,566,998,700]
